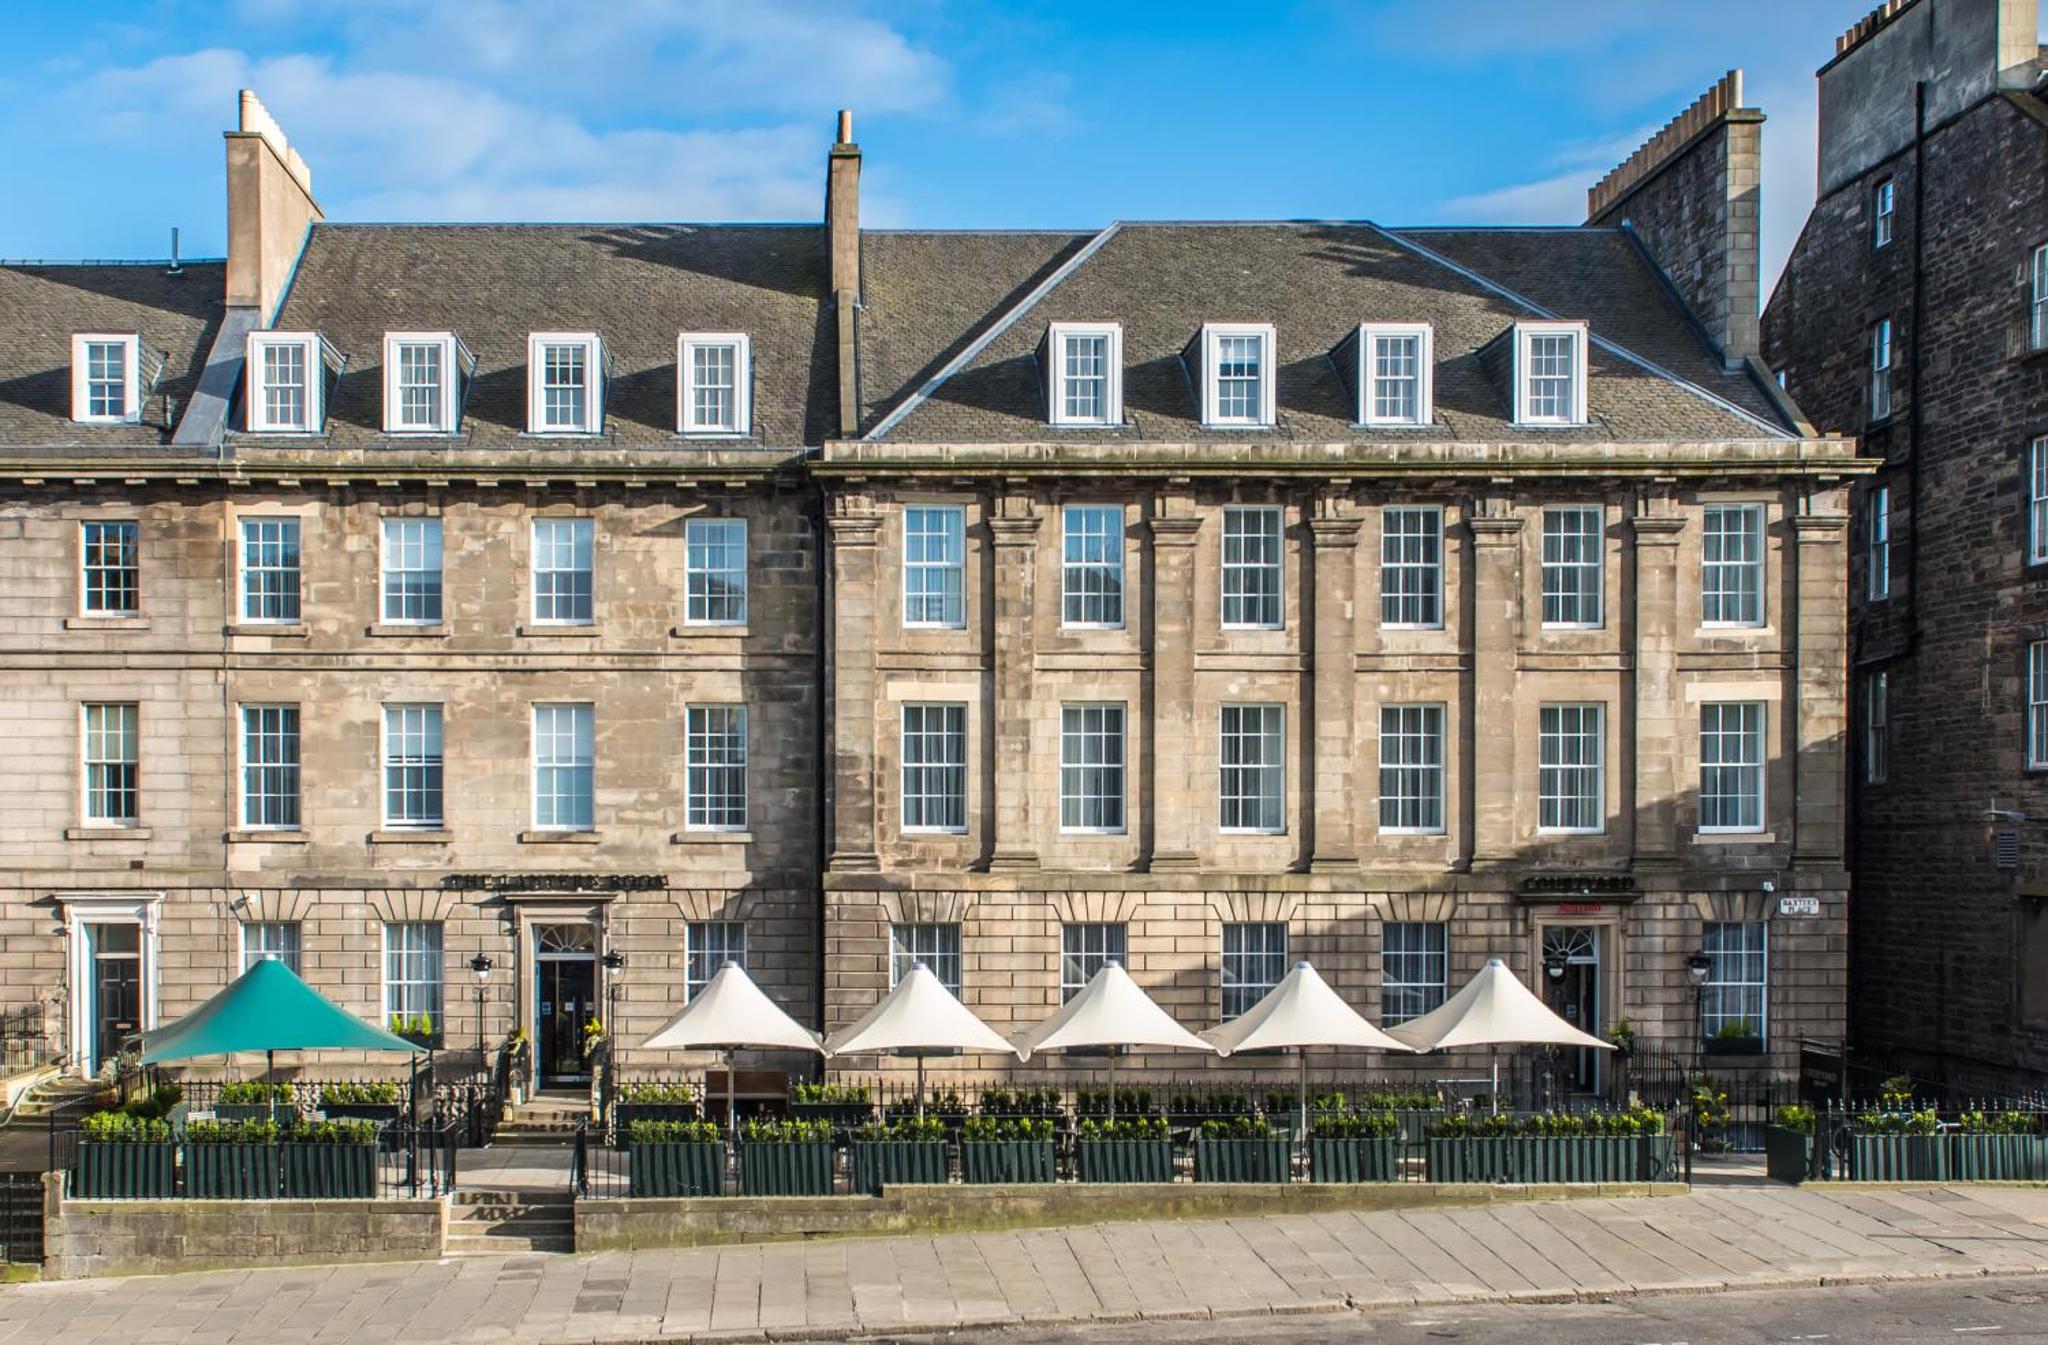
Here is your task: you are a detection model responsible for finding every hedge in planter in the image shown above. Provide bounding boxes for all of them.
[1075,1088,1156,1120]
[318,1081,402,1124]
[280,1119,379,1197]
[960,1116,1056,1184]
[73,1110,177,1199]
[185,1119,282,1198]
[213,1081,297,1125]
[1425,1107,1670,1183]
[1766,1107,1823,1184]
[628,1120,726,1197]
[1075,1116,1172,1183]
[1168,1090,1253,1129]
[976,1087,1062,1121]
[1308,1110,1403,1183]
[788,1082,874,1131]
[1193,1117,1291,1183]
[852,1116,951,1194]
[739,1118,835,1196]
[1952,1112,2048,1180]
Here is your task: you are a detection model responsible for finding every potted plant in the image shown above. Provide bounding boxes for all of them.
[1849,1094,1943,1180]
[881,1092,970,1133]
[789,1080,875,1131]
[318,1081,402,1124]
[852,1115,950,1194]
[1766,1104,1822,1183]
[627,1119,726,1197]
[1954,1110,2048,1181]
[1193,1115,1291,1182]
[504,1028,531,1105]
[1075,1115,1172,1183]
[738,1117,835,1196]
[1606,1018,1636,1058]
[1260,1090,1351,1138]
[976,1087,1062,1121]
[1308,1108,1402,1182]
[184,1118,281,1198]
[389,1013,439,1049]
[280,1118,378,1197]
[1074,1087,1155,1120]
[1690,1080,1733,1154]
[1168,1089,1252,1130]
[960,1116,1056,1183]
[73,1109,176,1198]
[1702,1018,1765,1056]
[616,1081,700,1138]
[214,1080,297,1125]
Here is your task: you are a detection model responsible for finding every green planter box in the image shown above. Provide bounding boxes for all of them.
[1701,1037,1765,1057]
[1308,1136,1402,1183]
[73,1142,177,1199]
[320,1103,400,1125]
[628,1140,725,1197]
[1950,1134,2048,1181]
[213,1103,296,1126]
[1076,1139,1173,1184]
[1849,1134,1948,1182]
[185,1143,281,1198]
[1426,1135,1674,1183]
[739,1140,835,1196]
[1195,1137,1292,1183]
[1765,1126,1819,1183]
[279,1142,377,1198]
[852,1140,949,1194]
[960,1140,1055,1185]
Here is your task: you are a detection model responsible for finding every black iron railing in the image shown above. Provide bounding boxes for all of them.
[0,1172,42,1265]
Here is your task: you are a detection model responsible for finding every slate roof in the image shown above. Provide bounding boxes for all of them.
[258,224,833,449]
[856,222,1794,443]
[0,262,225,452]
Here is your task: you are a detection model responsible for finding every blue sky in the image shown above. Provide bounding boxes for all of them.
[0,2,2012,290]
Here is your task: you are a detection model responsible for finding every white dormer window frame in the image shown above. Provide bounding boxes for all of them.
[677,332,753,437]
[527,331,604,435]
[1047,321,1124,428]
[1356,323,1435,427]
[381,331,466,436]
[1512,320,1589,427]
[71,334,143,425]
[245,331,332,435]
[1199,322,1278,429]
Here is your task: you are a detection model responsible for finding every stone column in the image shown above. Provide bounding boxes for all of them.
[1148,495,1202,871]
[989,494,1041,871]
[1631,506,1686,866]
[826,491,880,871]
[1308,507,1362,871]
[1469,508,1523,866]
[1792,496,1850,865]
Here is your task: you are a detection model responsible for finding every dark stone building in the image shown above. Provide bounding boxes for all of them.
[1763,0,2048,1089]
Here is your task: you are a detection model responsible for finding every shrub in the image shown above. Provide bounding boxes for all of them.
[1428,1107,1663,1139]
[1310,1110,1399,1139]
[124,1083,183,1121]
[891,1092,968,1120]
[388,1013,436,1038]
[962,1116,1054,1142]
[1689,1082,1731,1133]
[629,1119,723,1144]
[291,1119,377,1145]
[790,1081,871,1105]
[186,1119,280,1144]
[217,1081,293,1105]
[1170,1090,1251,1116]
[319,1081,400,1107]
[1855,1106,1938,1136]
[82,1110,171,1143]
[741,1117,832,1143]
[1713,1018,1758,1040]
[1959,1110,2042,1136]
[618,1082,698,1106]
[1196,1116,1275,1140]
[1354,1089,1436,1111]
[859,1116,948,1142]
[978,1087,1061,1116]
[1075,1087,1153,1115]
[1774,1104,1816,1135]
[1076,1115,1167,1142]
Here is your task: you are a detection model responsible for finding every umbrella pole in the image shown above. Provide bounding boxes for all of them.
[1107,1048,1116,1124]
[917,1054,926,1122]
[727,1048,738,1144]
[267,1049,276,1130]
[1492,1054,1500,1115]
[1298,1047,1308,1144]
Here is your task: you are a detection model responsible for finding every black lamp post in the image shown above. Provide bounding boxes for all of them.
[468,953,493,1083]
[601,949,625,1064]
[1684,950,1713,1062]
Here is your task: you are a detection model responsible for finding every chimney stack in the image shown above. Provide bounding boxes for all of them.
[827,110,861,436]
[225,89,323,319]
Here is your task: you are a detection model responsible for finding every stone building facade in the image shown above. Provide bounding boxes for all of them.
[1763,0,2048,1089]
[0,81,1864,1094]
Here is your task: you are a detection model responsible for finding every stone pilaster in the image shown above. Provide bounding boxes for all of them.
[1308,508,1361,871]
[988,496,1041,871]
[826,492,880,871]
[1630,507,1686,866]
[1147,500,1202,870]
[1792,499,1850,865]
[1468,508,1523,866]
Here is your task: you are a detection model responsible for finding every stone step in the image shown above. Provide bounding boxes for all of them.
[445,1231,574,1256]
[453,1188,572,1206]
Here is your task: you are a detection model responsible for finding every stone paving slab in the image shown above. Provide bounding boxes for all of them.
[5,1185,2048,1344]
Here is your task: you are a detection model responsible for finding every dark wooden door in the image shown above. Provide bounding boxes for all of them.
[536,959,596,1084]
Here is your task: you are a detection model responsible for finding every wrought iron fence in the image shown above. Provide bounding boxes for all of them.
[0,1172,42,1265]
[0,1006,55,1077]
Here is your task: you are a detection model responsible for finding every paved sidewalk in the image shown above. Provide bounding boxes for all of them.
[4,1184,2048,1344]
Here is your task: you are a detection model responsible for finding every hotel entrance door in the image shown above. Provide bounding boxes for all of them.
[533,924,597,1086]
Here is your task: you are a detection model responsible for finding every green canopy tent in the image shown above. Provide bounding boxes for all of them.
[139,958,427,1125]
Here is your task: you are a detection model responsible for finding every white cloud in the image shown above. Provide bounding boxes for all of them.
[1435,170,1593,224]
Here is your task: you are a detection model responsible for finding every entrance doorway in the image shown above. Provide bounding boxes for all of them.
[88,923,141,1075]
[533,924,597,1086]
[1541,925,1602,1093]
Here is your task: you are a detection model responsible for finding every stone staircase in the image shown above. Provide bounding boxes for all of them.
[4,1073,98,1125]
[490,1089,589,1147]
[445,1189,574,1256]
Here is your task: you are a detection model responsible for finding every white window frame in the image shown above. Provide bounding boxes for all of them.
[683,704,749,832]
[1869,318,1894,422]
[1059,702,1126,834]
[683,517,749,627]
[1048,322,1124,427]
[677,332,752,436]
[1217,704,1285,835]
[381,332,461,435]
[900,702,968,835]
[1537,702,1605,834]
[1220,922,1287,1020]
[1377,703,1446,835]
[1220,505,1285,629]
[71,334,142,424]
[1356,323,1434,427]
[531,702,595,832]
[1698,702,1766,834]
[238,516,302,624]
[380,703,445,830]
[1379,506,1444,629]
[902,505,967,629]
[240,921,303,975]
[890,922,962,995]
[80,701,140,827]
[1701,503,1766,628]
[1198,322,1278,429]
[530,518,595,626]
[1060,923,1127,1002]
[2030,436,2048,566]
[80,520,140,616]
[684,921,747,1000]
[381,921,444,1030]
[1512,321,1589,426]
[2031,243,2047,352]
[1872,178,1894,250]
[238,703,301,831]
[1540,505,1604,628]
[2030,642,2048,772]
[1381,921,1448,1026]
[1700,921,1767,1041]
[526,331,603,435]
[1865,669,1889,785]
[245,331,326,434]
[379,517,444,625]
[1060,504,1125,628]
[1867,486,1890,601]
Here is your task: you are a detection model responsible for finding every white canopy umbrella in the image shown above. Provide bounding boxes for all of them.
[1200,960,1417,1136]
[1385,956,1612,1108]
[1009,961,1215,1119]
[639,961,824,1137]
[825,963,1020,1117]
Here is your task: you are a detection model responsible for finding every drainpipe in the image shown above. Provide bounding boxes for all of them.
[811,479,830,1071]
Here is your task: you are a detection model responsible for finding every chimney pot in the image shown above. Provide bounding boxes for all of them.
[837,109,854,144]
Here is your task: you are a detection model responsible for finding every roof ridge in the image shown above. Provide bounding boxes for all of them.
[1370,224,1793,440]
[863,222,1125,441]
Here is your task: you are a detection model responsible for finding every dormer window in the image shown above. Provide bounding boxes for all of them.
[527,332,603,435]
[71,334,144,424]
[1046,322,1123,427]
[1513,321,1588,427]
[382,331,473,435]
[677,333,752,436]
[1356,324,1434,427]
[1193,322,1277,429]
[245,331,338,434]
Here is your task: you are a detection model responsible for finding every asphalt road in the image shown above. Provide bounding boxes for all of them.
[874,1275,2048,1344]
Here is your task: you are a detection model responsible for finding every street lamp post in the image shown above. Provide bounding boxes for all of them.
[1684,951,1713,1064]
[1542,953,1568,1104]
[601,950,625,1128]
[468,954,493,1085]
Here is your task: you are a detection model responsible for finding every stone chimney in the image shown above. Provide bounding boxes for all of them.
[1587,70,1763,370]
[827,110,861,436]
[225,89,323,319]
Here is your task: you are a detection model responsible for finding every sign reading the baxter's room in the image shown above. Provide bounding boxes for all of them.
[439,873,669,893]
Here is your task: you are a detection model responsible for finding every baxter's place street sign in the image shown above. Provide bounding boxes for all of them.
[439,873,669,893]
